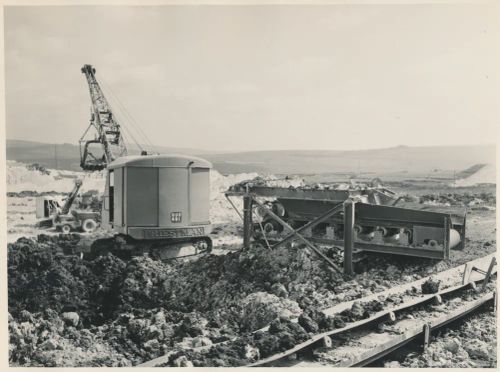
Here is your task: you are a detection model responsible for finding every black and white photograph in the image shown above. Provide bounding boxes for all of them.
[2,1,498,368]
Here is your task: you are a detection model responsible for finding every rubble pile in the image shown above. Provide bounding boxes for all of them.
[161,291,413,366]
[400,312,496,368]
[8,309,130,367]
[11,234,434,366]
[7,235,345,366]
[8,231,497,367]
[164,317,311,367]
[419,192,496,207]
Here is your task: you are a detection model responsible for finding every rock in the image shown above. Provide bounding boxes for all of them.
[381,280,392,288]
[349,301,365,319]
[402,275,413,282]
[19,310,34,322]
[61,312,80,327]
[333,316,346,329]
[128,318,150,337]
[421,277,440,294]
[212,358,227,367]
[19,321,35,336]
[177,337,195,350]
[361,289,372,297]
[298,313,319,333]
[387,294,403,305]
[386,265,398,276]
[344,289,359,298]
[240,292,301,331]
[270,283,289,298]
[464,339,490,360]
[385,361,401,368]
[244,344,260,361]
[144,339,160,352]
[40,338,58,351]
[173,355,194,367]
[146,325,162,339]
[277,308,295,320]
[192,336,212,348]
[153,310,166,324]
[176,314,208,338]
[373,286,386,293]
[313,347,344,364]
[444,338,461,354]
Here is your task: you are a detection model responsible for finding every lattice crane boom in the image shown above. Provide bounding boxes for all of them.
[79,64,127,171]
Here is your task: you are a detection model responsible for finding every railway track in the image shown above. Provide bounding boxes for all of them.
[137,255,496,368]
[247,277,496,367]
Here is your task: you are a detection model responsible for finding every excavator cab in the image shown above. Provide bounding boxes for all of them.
[99,154,213,259]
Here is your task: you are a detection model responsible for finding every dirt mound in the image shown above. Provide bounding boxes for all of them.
[7,234,344,366]
[8,235,126,325]
[7,161,105,194]
[454,163,495,186]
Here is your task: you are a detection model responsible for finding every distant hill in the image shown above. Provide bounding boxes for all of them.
[6,139,219,171]
[6,140,495,176]
[203,145,496,175]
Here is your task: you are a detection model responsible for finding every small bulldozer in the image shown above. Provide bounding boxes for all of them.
[36,179,100,234]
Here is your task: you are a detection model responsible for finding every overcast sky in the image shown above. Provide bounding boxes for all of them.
[5,4,500,151]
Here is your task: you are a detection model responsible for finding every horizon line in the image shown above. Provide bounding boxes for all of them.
[6,137,496,154]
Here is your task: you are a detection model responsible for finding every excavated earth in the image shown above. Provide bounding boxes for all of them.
[7,183,497,367]
[399,311,497,368]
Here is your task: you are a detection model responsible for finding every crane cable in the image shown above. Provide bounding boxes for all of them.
[98,73,156,152]
[98,75,150,150]
[121,122,144,154]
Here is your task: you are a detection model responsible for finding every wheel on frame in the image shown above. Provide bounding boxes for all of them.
[61,224,72,234]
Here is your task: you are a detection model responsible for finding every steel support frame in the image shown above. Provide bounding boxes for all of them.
[243,194,253,250]
[234,191,455,276]
[248,195,343,273]
[482,257,497,292]
[271,203,344,250]
[343,199,355,276]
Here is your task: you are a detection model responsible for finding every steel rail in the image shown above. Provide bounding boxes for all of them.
[136,256,495,368]
[349,291,494,367]
[246,275,496,367]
